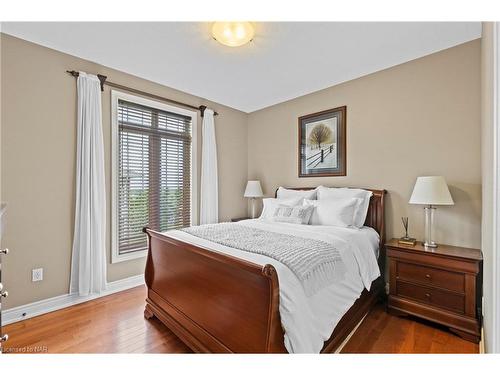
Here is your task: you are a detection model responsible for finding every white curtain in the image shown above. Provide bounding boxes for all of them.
[200,109,218,224]
[70,72,107,296]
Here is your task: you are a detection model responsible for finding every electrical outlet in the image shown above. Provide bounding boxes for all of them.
[32,268,43,282]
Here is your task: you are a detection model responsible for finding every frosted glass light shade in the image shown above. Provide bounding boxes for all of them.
[409,176,454,205]
[212,22,254,47]
[244,180,263,198]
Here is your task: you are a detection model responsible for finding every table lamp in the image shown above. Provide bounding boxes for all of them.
[409,176,454,248]
[244,181,263,219]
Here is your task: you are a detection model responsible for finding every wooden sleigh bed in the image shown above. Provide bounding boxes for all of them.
[143,187,387,353]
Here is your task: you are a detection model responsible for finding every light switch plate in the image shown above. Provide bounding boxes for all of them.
[32,268,43,282]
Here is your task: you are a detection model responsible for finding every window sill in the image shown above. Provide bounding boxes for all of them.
[111,249,147,264]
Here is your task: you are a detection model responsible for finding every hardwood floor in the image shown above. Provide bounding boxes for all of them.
[341,303,479,353]
[2,286,479,354]
[2,286,190,354]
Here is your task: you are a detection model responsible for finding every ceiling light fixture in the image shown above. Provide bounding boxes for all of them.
[212,22,254,47]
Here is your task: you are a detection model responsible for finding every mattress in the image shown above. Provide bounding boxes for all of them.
[166,219,381,353]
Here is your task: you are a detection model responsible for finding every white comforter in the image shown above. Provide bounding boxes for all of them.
[166,219,380,353]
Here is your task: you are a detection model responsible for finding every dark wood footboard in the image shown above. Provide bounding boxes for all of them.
[143,228,286,353]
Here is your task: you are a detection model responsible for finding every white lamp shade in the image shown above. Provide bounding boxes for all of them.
[409,176,454,205]
[244,180,263,198]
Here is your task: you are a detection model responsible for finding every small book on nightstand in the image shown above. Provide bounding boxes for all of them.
[398,237,416,246]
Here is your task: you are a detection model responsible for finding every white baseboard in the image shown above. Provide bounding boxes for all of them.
[1,274,145,326]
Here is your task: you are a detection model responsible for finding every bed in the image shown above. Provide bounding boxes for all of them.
[143,187,386,353]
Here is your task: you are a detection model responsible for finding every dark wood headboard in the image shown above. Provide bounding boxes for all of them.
[274,187,387,246]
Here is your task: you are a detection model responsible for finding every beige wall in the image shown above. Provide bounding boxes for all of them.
[248,40,482,249]
[0,34,248,309]
[480,22,495,353]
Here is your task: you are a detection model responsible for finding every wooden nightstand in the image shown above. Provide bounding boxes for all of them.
[230,217,251,222]
[386,239,482,343]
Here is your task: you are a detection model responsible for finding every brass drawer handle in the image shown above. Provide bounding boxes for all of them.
[0,334,8,343]
[425,274,432,280]
[425,293,431,298]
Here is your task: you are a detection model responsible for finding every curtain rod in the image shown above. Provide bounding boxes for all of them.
[66,70,218,117]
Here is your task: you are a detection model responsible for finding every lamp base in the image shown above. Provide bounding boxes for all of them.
[250,198,257,219]
[423,205,438,249]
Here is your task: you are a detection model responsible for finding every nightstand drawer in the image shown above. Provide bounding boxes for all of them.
[396,280,465,314]
[397,262,465,293]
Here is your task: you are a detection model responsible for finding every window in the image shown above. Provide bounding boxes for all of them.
[111,91,197,263]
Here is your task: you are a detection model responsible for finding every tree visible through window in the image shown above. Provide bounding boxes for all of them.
[117,99,192,256]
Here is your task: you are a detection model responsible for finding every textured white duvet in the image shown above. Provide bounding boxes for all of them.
[166,219,380,353]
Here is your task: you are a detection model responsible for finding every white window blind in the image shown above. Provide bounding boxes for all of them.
[117,99,192,256]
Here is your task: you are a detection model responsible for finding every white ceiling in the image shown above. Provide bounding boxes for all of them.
[1,22,481,113]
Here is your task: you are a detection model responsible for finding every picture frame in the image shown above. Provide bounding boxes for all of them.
[298,106,346,177]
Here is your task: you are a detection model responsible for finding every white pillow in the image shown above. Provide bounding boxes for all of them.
[260,197,304,219]
[276,186,317,200]
[271,205,314,225]
[316,186,373,228]
[303,198,361,227]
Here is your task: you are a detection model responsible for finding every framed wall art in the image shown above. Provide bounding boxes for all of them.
[298,106,346,177]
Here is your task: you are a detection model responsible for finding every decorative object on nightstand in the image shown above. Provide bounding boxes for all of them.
[398,217,416,246]
[244,180,263,219]
[386,238,482,343]
[409,176,454,248]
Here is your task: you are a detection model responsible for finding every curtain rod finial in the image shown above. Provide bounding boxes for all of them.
[199,105,218,117]
[97,74,107,92]
[67,70,79,77]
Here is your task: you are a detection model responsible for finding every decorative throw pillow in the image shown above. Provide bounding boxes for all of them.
[276,186,317,200]
[271,205,314,225]
[260,197,304,219]
[316,186,373,228]
[303,198,361,227]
